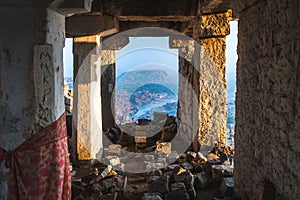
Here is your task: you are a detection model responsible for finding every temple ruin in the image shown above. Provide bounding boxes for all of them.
[0,0,300,199]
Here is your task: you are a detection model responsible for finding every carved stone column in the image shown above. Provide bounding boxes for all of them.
[170,11,231,152]
[73,35,102,161]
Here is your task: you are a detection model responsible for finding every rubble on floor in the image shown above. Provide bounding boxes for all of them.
[71,141,235,200]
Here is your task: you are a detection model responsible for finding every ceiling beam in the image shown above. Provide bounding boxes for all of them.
[57,0,93,16]
[101,0,231,16]
[66,14,119,37]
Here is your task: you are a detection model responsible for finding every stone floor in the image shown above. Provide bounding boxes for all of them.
[71,143,234,200]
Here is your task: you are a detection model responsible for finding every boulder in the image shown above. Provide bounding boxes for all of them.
[148,175,170,195]
[194,172,209,190]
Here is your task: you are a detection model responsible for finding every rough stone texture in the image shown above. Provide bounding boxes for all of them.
[0,5,65,199]
[199,37,227,147]
[171,39,200,153]
[171,12,228,153]
[188,11,231,38]
[73,36,102,160]
[100,50,116,131]
[234,0,300,199]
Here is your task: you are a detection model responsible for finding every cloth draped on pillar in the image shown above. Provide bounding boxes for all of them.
[0,114,71,200]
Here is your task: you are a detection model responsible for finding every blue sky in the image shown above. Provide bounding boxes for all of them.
[63,21,238,78]
[226,21,238,74]
[63,38,73,78]
[115,37,178,77]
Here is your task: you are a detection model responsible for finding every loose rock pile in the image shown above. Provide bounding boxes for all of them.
[71,140,235,200]
[70,114,235,199]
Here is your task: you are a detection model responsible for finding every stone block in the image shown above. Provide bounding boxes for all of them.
[97,192,118,200]
[194,172,209,190]
[197,152,208,162]
[171,182,188,192]
[142,193,163,200]
[108,144,122,155]
[181,162,194,171]
[174,171,196,199]
[186,151,197,162]
[106,155,121,166]
[101,165,113,178]
[148,175,170,195]
[211,165,234,177]
[135,136,147,143]
[219,177,234,196]
[92,176,124,194]
[156,142,172,155]
[165,190,189,200]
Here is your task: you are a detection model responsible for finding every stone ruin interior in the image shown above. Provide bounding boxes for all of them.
[0,0,300,200]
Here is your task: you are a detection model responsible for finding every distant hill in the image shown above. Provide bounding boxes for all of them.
[116,69,178,94]
[115,69,178,122]
[129,83,176,106]
[226,72,236,126]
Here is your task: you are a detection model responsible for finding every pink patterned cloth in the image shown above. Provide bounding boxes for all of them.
[0,114,71,200]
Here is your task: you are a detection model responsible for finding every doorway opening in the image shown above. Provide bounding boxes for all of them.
[105,37,179,151]
[115,37,179,124]
[63,38,74,114]
[225,21,238,147]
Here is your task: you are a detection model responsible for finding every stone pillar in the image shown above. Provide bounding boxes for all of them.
[171,11,230,153]
[100,49,116,130]
[100,35,130,130]
[197,12,230,148]
[73,35,102,161]
[170,39,200,153]
[0,5,65,199]
[234,1,300,199]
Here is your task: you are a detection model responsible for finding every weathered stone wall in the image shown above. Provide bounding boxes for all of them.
[234,0,300,199]
[170,11,229,152]
[101,50,116,130]
[73,36,103,161]
[175,39,200,152]
[198,37,227,147]
[0,5,65,199]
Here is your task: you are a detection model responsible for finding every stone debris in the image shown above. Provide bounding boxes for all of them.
[194,172,209,190]
[169,182,190,199]
[197,152,208,163]
[181,162,194,171]
[106,156,121,167]
[100,165,113,178]
[71,141,235,200]
[186,151,198,162]
[219,177,234,198]
[211,165,234,177]
[142,192,164,200]
[108,144,122,156]
[156,142,172,155]
[148,175,170,195]
[174,171,196,200]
